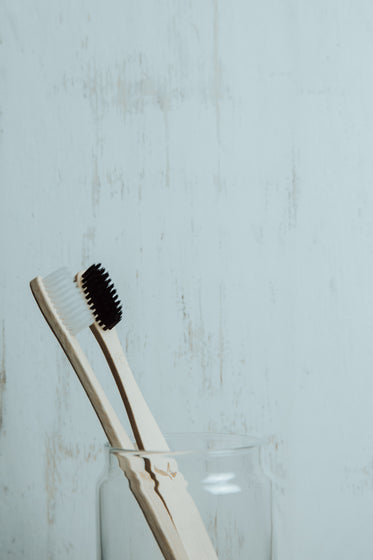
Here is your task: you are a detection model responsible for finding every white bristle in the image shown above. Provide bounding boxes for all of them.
[43,267,95,335]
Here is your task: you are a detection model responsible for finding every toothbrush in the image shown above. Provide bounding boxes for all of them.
[30,270,189,560]
[75,263,218,560]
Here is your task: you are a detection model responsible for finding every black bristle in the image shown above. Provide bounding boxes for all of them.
[82,264,123,330]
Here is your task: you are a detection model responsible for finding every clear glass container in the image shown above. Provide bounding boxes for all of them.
[98,433,273,559]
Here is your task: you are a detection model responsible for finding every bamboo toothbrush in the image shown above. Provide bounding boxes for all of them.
[30,269,189,560]
[75,263,218,560]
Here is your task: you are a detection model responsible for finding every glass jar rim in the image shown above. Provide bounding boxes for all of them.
[107,432,265,458]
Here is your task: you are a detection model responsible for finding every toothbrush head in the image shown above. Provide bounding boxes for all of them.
[81,263,123,330]
[43,267,95,335]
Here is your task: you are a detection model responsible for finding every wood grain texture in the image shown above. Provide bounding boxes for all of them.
[2,1,373,558]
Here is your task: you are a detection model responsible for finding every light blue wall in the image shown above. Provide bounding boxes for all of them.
[1,1,373,558]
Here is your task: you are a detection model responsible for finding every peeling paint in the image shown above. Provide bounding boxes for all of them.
[91,156,101,213]
[45,432,101,525]
[343,462,373,496]
[55,353,72,423]
[137,168,144,201]
[157,95,171,188]
[288,154,299,228]
[264,436,287,496]
[45,434,59,525]
[180,293,187,321]
[212,0,225,197]
[219,284,224,386]
[116,71,128,114]
[213,171,226,195]
[82,57,183,122]
[175,286,223,395]
[82,226,96,267]
[106,168,126,199]
[213,0,222,141]
[0,321,6,431]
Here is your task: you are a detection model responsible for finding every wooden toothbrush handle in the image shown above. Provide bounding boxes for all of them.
[90,324,169,451]
[30,277,130,447]
[92,324,218,559]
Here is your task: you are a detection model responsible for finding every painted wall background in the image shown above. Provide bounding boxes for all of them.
[1,1,373,558]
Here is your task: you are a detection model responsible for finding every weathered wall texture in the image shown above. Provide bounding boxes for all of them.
[1,1,373,558]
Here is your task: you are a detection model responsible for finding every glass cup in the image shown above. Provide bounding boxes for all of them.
[98,433,273,559]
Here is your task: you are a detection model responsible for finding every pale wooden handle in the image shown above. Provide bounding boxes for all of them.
[30,276,189,560]
[91,324,169,450]
[91,323,218,559]
[117,453,189,560]
[30,277,131,448]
